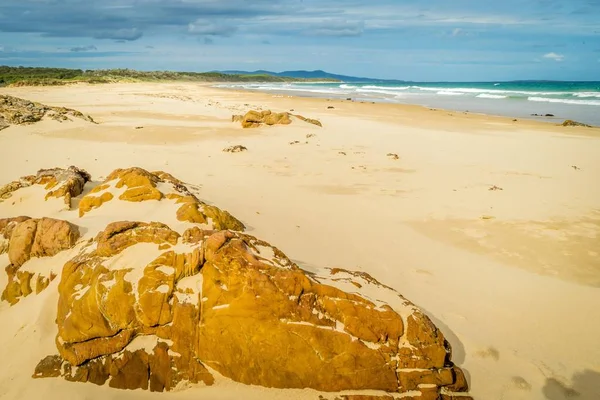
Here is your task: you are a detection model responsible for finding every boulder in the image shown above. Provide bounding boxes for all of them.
[241,110,292,128]
[237,110,320,128]
[8,218,80,267]
[0,216,31,254]
[2,218,79,304]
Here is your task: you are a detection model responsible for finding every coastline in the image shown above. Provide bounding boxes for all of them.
[214,82,600,128]
[1,81,599,400]
[212,83,600,135]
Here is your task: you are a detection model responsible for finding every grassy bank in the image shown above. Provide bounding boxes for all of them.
[0,66,338,86]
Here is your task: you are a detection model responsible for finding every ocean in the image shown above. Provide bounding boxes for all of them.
[217,81,600,126]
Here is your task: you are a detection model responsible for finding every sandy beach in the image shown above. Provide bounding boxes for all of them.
[0,82,599,400]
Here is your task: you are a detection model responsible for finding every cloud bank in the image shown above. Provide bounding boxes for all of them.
[0,0,598,80]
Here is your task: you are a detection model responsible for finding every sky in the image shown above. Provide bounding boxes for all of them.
[0,0,599,81]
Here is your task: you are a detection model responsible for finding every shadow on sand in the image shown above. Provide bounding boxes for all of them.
[543,369,600,400]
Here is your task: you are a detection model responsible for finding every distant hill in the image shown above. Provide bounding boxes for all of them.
[218,69,398,83]
[0,66,337,87]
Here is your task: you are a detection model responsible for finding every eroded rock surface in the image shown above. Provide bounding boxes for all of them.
[223,145,248,153]
[294,114,323,127]
[0,94,96,130]
[78,167,245,231]
[241,110,292,128]
[236,110,322,128]
[0,166,91,208]
[33,224,468,396]
[562,119,592,127]
[0,166,471,398]
[1,217,79,304]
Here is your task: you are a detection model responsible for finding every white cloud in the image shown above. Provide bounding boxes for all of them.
[309,20,364,37]
[543,52,564,61]
[188,20,237,37]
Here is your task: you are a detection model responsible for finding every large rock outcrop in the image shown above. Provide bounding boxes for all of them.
[0,94,95,130]
[240,110,292,128]
[234,110,322,128]
[0,166,472,399]
[34,224,468,397]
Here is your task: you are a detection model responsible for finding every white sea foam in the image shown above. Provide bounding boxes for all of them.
[477,94,507,99]
[437,91,464,96]
[528,97,600,106]
[361,85,410,91]
[356,88,407,96]
[216,83,597,102]
[409,86,575,96]
[572,92,600,98]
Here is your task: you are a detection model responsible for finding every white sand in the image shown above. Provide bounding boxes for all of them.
[0,82,599,399]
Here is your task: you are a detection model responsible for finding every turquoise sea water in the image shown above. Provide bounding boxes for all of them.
[218,81,600,126]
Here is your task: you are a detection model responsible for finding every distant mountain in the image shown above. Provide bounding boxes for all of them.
[218,69,400,83]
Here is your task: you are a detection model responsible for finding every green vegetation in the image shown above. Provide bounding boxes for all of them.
[0,66,338,86]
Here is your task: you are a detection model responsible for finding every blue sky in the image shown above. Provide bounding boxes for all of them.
[0,0,599,81]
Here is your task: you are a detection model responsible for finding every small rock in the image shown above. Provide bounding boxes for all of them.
[223,145,247,153]
[489,185,503,191]
[387,153,399,160]
[306,133,316,139]
[327,106,335,109]
[135,126,144,129]
[289,141,300,145]
[572,165,581,171]
[545,114,554,117]
[339,151,347,156]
